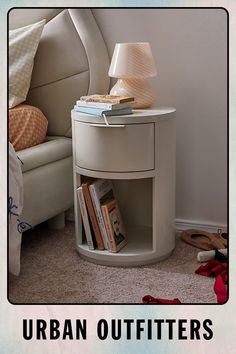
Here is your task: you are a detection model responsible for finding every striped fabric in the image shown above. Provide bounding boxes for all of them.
[9,19,45,108]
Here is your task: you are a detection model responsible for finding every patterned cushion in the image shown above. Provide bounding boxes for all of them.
[9,19,45,108]
[9,104,48,151]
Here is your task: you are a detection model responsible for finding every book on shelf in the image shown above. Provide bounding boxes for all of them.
[74,105,133,117]
[76,100,134,111]
[101,198,127,253]
[79,94,134,104]
[77,186,97,250]
[89,179,115,250]
[82,179,105,250]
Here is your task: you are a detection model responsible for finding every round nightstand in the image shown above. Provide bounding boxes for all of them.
[71,107,176,266]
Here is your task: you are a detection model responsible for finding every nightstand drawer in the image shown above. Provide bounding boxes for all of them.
[74,122,154,172]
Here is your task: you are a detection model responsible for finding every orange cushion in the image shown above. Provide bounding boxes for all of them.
[9,104,48,151]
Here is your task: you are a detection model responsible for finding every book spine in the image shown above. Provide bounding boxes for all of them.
[80,96,134,104]
[77,187,95,250]
[74,105,133,117]
[82,183,105,250]
[76,101,134,110]
[101,205,117,252]
[76,100,114,110]
[74,106,103,116]
[89,185,110,250]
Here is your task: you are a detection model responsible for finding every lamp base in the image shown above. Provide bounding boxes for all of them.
[110,78,155,108]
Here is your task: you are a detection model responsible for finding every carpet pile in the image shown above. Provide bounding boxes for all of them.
[9,222,217,304]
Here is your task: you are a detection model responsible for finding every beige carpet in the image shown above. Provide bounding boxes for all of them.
[9,221,217,304]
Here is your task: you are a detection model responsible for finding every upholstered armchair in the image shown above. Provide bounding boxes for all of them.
[9,8,110,228]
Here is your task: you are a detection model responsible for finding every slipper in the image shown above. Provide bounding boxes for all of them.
[222,233,227,239]
[218,232,227,240]
[213,232,227,248]
[180,229,227,251]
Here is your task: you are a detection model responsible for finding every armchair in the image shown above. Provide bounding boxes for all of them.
[9,8,110,228]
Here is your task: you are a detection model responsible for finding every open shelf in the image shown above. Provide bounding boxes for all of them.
[79,225,152,254]
[77,225,171,266]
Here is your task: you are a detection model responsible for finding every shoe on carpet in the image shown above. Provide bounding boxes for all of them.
[180,229,227,251]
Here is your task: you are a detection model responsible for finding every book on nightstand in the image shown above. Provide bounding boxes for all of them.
[79,94,134,104]
[77,186,97,250]
[74,94,134,118]
[74,105,133,117]
[101,198,127,253]
[76,100,134,111]
[82,179,105,250]
[89,179,115,250]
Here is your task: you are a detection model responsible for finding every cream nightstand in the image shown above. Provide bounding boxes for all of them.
[71,107,176,266]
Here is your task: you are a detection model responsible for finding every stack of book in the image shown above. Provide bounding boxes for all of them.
[74,94,134,117]
[77,178,127,253]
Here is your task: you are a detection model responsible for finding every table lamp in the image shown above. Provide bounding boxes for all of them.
[108,42,157,108]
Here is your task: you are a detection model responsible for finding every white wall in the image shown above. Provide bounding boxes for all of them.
[93,8,227,228]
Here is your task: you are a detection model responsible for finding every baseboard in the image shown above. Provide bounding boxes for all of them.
[65,212,227,236]
[175,219,227,236]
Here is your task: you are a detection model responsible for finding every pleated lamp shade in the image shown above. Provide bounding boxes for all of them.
[108,42,157,78]
[108,42,157,108]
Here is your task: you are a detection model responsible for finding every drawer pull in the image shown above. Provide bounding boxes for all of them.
[89,124,126,128]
